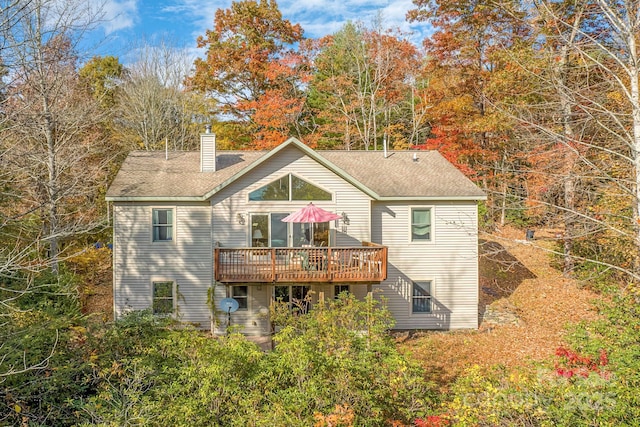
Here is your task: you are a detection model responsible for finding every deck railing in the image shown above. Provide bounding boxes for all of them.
[214,243,387,283]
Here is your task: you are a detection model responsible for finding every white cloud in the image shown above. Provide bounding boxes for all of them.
[164,0,426,41]
[278,0,428,42]
[101,0,431,63]
[101,0,139,34]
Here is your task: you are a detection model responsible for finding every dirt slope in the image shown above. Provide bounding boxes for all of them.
[399,227,600,386]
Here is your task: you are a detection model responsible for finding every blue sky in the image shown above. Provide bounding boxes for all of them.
[92,0,431,63]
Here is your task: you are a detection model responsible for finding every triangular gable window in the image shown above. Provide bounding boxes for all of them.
[249,174,332,201]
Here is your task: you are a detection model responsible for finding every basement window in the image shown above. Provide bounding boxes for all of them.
[411,281,432,314]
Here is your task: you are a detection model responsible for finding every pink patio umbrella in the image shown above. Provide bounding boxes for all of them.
[281,202,341,245]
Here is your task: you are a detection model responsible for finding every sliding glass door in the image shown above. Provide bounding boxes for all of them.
[250,213,331,247]
[250,213,289,247]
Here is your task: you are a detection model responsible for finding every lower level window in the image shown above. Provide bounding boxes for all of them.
[153,281,174,315]
[275,285,311,312]
[232,285,248,310]
[412,281,432,314]
[334,285,350,298]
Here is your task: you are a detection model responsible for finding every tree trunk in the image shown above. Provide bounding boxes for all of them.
[628,31,640,278]
[554,4,583,277]
[560,65,576,276]
[46,121,59,275]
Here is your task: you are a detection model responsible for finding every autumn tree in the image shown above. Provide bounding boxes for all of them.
[503,1,595,275]
[519,0,640,279]
[188,0,308,148]
[408,0,532,222]
[112,40,210,151]
[79,55,125,109]
[0,0,110,274]
[418,0,640,279]
[309,20,422,150]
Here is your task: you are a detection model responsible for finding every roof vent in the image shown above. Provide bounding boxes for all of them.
[413,152,418,162]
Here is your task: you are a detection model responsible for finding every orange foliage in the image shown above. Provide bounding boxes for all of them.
[187,0,308,147]
[313,404,355,427]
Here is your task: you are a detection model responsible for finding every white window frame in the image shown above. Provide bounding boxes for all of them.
[409,206,434,243]
[247,173,334,202]
[410,280,433,315]
[230,285,249,311]
[151,279,176,316]
[151,207,176,243]
[249,212,290,247]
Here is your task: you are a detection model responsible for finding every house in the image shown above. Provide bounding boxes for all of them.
[105,134,486,335]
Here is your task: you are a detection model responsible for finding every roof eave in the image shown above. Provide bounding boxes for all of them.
[105,196,206,202]
[377,195,487,202]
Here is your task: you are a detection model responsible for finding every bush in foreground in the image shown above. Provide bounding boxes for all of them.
[82,294,434,426]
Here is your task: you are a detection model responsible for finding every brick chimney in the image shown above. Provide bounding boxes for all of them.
[200,125,216,172]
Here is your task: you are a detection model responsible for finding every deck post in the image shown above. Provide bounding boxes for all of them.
[270,248,276,281]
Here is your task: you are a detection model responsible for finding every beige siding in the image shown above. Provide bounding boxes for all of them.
[212,284,271,336]
[112,202,213,327]
[371,201,479,329]
[210,283,371,336]
[207,145,374,335]
[112,145,480,334]
[210,145,372,247]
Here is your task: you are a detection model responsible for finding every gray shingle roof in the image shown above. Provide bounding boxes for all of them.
[322,150,485,198]
[105,140,485,201]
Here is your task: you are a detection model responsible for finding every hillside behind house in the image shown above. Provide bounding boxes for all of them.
[399,226,599,387]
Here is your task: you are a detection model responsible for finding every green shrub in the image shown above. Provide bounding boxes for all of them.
[0,269,91,426]
[81,294,434,426]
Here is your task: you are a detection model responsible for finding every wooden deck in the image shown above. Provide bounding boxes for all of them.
[214,244,387,283]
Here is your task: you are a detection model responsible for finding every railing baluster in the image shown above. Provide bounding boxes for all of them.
[215,244,386,283]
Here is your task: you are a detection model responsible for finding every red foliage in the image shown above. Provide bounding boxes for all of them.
[413,124,478,178]
[554,346,609,379]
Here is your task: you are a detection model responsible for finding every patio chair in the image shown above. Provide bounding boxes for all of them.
[299,251,316,271]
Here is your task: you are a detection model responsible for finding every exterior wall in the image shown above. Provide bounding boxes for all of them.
[111,145,480,334]
[209,145,374,334]
[112,201,213,327]
[213,284,271,336]
[210,145,372,246]
[213,283,371,336]
[371,200,479,330]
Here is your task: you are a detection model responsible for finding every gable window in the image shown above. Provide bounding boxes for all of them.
[153,281,175,315]
[152,208,174,242]
[411,208,432,242]
[231,285,248,310]
[249,174,332,201]
[412,281,432,314]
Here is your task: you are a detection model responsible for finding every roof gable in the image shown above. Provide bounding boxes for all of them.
[200,137,379,200]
